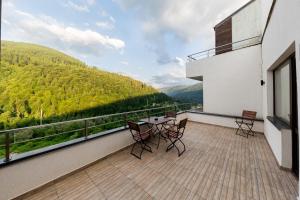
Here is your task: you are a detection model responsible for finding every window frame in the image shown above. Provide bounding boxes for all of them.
[273,55,295,126]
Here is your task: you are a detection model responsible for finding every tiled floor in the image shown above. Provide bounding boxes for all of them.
[24,122,298,200]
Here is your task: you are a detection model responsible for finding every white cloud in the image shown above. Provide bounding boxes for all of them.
[65,1,90,12]
[149,59,197,88]
[174,57,185,67]
[109,16,116,23]
[117,72,145,82]
[2,2,125,57]
[96,21,115,30]
[114,0,249,41]
[98,9,117,25]
[113,0,249,63]
[99,9,109,17]
[86,0,96,6]
[2,19,11,25]
[150,73,197,89]
[120,61,129,66]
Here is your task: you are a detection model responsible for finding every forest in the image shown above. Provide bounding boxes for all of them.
[0,41,173,130]
[0,41,180,157]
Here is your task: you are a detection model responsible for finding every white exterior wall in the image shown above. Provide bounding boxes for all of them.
[232,0,262,49]
[187,112,264,133]
[260,0,273,32]
[187,45,263,118]
[264,119,292,168]
[259,0,300,195]
[0,130,135,200]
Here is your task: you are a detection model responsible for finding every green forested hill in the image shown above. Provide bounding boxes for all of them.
[161,83,203,104]
[0,41,172,129]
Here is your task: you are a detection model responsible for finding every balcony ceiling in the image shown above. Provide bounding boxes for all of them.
[22,122,298,200]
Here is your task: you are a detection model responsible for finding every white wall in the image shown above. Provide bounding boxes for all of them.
[187,112,264,133]
[232,0,262,49]
[0,129,135,200]
[259,0,300,195]
[187,45,263,118]
[264,119,292,168]
[260,0,273,33]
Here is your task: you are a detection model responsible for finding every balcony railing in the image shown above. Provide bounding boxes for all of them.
[0,103,199,165]
[187,36,261,61]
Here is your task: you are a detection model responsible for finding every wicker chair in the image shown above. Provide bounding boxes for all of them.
[235,110,257,138]
[128,121,153,159]
[164,118,188,156]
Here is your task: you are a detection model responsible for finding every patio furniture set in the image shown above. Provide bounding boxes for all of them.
[128,111,188,159]
[128,110,257,159]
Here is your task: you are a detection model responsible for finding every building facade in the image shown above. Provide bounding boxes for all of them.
[187,0,300,190]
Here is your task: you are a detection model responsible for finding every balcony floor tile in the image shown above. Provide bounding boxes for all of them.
[23,122,298,200]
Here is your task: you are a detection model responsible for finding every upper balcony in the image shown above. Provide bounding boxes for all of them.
[186,36,262,80]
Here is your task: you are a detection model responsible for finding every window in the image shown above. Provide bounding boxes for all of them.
[274,60,291,124]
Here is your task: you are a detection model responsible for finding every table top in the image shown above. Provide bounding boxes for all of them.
[140,117,172,125]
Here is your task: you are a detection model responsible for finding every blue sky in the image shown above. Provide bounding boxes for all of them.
[2,0,249,88]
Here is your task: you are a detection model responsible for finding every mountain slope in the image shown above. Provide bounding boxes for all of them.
[161,83,203,104]
[0,41,172,129]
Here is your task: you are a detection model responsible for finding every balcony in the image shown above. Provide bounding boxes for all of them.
[186,36,261,80]
[13,121,298,200]
[185,36,263,118]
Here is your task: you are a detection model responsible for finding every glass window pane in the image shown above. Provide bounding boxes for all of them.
[274,61,290,123]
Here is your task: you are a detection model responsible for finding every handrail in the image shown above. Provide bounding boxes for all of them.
[0,103,198,163]
[187,36,261,61]
[0,103,192,133]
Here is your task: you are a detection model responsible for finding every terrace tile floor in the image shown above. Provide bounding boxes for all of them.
[24,122,298,200]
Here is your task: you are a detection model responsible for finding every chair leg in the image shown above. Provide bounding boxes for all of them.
[246,124,255,136]
[143,142,152,153]
[235,122,242,135]
[157,134,161,149]
[166,137,175,151]
[131,141,152,159]
[236,123,248,138]
[131,142,143,159]
[166,138,186,157]
[178,138,186,156]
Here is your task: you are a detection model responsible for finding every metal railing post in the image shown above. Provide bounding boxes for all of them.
[147,110,150,119]
[187,35,261,61]
[124,114,127,128]
[4,132,10,162]
[84,120,88,139]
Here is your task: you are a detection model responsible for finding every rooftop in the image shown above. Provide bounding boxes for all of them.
[22,122,298,200]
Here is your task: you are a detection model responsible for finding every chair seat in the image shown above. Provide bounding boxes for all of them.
[235,110,257,138]
[133,132,150,141]
[165,126,182,138]
[139,124,153,132]
[235,119,253,126]
[166,131,182,138]
[133,125,152,141]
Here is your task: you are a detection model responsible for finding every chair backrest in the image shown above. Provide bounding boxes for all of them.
[165,111,177,118]
[242,110,257,120]
[178,118,188,130]
[128,121,140,132]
